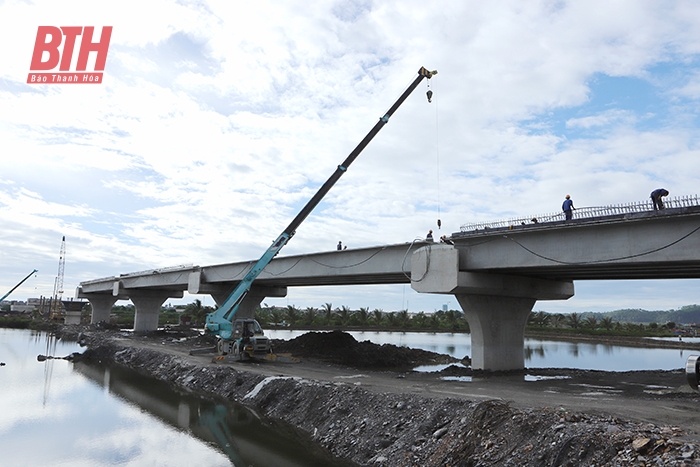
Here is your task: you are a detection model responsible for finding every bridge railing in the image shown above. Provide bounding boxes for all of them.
[459,195,700,232]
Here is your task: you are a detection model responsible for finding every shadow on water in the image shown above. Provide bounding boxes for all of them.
[72,360,354,467]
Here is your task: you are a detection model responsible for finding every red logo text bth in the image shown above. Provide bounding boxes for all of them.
[27,26,112,84]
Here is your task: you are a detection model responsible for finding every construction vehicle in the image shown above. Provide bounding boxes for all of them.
[204,66,437,358]
[0,269,38,304]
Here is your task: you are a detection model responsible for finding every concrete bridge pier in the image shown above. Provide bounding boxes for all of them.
[455,294,535,371]
[187,269,288,320]
[130,291,182,332]
[209,285,288,320]
[78,292,118,324]
[412,245,574,371]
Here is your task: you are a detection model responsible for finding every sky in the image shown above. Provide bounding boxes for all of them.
[1,0,699,315]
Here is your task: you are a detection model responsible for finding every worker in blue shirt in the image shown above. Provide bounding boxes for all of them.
[650,188,669,210]
[562,194,575,220]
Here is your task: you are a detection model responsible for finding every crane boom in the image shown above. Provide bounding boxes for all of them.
[206,66,437,341]
[0,269,38,303]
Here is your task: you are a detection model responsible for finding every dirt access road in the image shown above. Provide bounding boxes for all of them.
[215,355,700,439]
[117,329,700,440]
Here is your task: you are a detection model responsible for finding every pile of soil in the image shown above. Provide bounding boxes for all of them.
[272,330,460,370]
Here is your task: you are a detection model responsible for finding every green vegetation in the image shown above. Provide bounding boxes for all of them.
[252,303,470,332]
[4,299,696,338]
[0,315,33,329]
[526,310,682,337]
[583,305,700,326]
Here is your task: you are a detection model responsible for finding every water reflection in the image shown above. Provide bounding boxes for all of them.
[523,345,545,360]
[0,329,346,467]
[568,343,579,358]
[73,360,346,467]
[41,332,59,406]
[267,330,691,371]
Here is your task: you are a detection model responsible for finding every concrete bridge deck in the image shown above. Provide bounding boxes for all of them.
[452,204,700,280]
[77,200,700,371]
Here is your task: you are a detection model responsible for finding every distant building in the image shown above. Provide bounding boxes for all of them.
[9,301,34,313]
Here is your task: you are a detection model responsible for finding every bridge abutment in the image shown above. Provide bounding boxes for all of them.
[412,244,574,371]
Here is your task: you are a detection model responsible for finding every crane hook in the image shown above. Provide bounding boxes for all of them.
[426,89,433,103]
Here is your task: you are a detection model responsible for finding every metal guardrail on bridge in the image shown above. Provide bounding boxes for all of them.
[460,195,700,232]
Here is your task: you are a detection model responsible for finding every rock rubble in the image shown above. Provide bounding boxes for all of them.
[74,329,700,466]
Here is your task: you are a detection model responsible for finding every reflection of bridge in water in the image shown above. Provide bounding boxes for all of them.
[73,360,338,466]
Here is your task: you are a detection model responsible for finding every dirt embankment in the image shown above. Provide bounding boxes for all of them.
[72,328,700,467]
[525,330,700,350]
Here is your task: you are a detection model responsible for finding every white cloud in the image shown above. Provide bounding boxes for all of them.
[0,0,699,313]
[565,109,637,129]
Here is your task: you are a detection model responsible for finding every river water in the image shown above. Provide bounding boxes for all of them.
[0,328,346,467]
[266,329,698,372]
[2,327,697,466]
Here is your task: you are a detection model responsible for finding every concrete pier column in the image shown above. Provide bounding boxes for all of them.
[87,295,118,324]
[456,294,535,371]
[411,244,574,371]
[130,293,170,332]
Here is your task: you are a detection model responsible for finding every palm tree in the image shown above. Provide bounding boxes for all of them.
[600,317,614,331]
[321,303,334,325]
[550,313,565,329]
[356,307,370,326]
[535,311,552,328]
[567,312,581,329]
[337,306,352,326]
[412,312,427,329]
[270,307,284,326]
[304,306,317,326]
[396,309,409,328]
[184,299,208,325]
[444,309,459,330]
[527,311,537,326]
[584,316,598,329]
[371,309,384,326]
[285,305,300,326]
[429,313,440,329]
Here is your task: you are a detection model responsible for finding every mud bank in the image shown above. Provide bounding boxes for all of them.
[74,330,700,467]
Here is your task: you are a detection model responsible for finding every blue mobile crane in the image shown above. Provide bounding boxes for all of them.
[205,66,437,359]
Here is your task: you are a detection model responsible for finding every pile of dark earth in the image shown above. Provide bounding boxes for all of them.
[271,330,465,370]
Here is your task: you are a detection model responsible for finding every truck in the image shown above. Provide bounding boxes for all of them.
[205,66,438,359]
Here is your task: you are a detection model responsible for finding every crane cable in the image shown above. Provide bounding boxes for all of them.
[428,78,442,229]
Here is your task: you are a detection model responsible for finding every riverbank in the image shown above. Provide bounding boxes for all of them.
[68,327,700,466]
[525,329,700,350]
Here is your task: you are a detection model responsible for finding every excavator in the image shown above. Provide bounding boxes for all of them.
[204,66,437,360]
